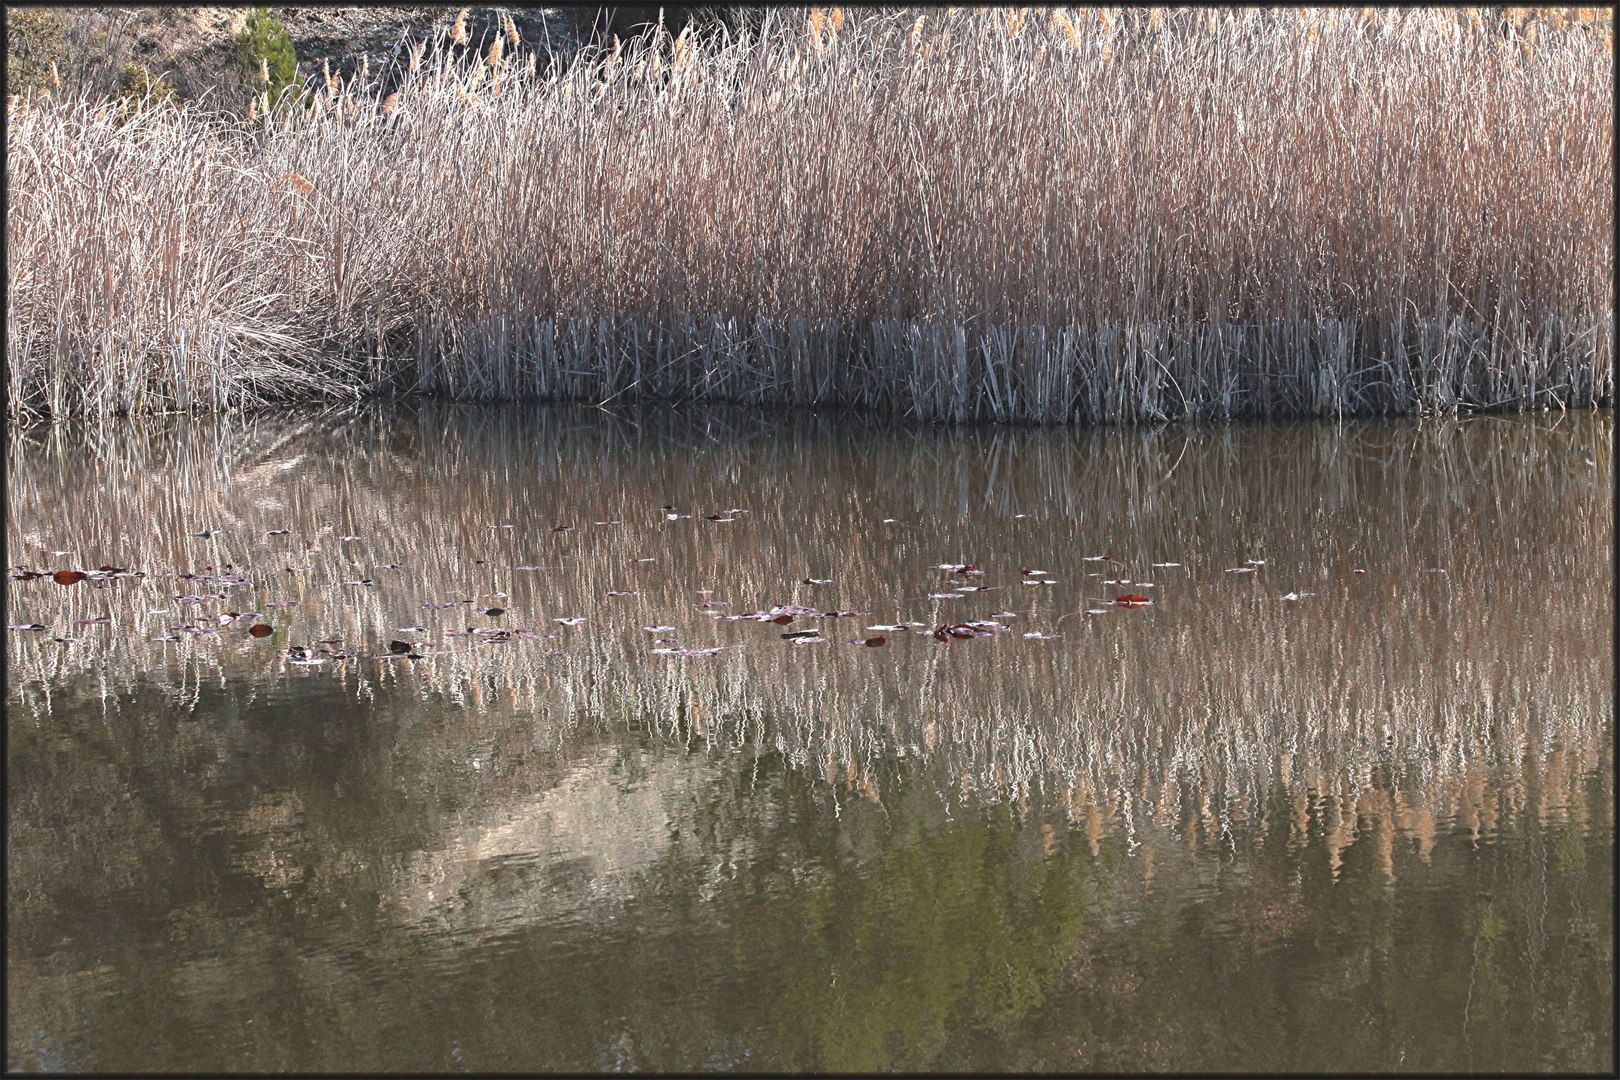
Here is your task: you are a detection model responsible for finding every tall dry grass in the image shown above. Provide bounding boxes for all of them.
[6,7,1613,421]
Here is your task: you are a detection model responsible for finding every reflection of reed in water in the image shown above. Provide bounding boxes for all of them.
[6,406,1612,856]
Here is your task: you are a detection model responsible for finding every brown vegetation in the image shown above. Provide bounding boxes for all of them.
[6,7,1613,421]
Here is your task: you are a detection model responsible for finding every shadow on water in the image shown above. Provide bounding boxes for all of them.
[6,403,1613,1071]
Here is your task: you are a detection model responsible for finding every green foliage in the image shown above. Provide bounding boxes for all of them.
[117,63,177,105]
[235,7,298,102]
[6,8,66,96]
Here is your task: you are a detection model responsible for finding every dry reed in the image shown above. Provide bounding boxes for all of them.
[6,7,1613,421]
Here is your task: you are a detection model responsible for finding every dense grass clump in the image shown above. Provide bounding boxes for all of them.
[6,7,1613,421]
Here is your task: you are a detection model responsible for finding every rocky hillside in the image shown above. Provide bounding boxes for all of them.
[7,6,715,106]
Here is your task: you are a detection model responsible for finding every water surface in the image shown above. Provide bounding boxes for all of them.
[6,406,1612,1072]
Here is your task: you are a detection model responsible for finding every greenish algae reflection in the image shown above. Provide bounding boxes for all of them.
[721,757,1100,1072]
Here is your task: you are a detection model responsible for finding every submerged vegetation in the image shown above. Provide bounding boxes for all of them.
[6,7,1613,421]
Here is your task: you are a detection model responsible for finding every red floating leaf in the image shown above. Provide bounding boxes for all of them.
[1114,594,1152,607]
[773,614,794,625]
[863,636,887,647]
[248,624,274,638]
[52,570,87,586]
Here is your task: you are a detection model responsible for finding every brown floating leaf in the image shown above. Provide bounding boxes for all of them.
[52,570,86,585]
[388,639,413,654]
[863,636,887,647]
[248,624,274,638]
[772,614,794,625]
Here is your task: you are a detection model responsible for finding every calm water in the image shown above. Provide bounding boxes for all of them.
[6,405,1612,1073]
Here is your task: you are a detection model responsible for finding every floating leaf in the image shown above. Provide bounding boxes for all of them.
[267,529,290,535]
[643,626,677,633]
[929,592,964,599]
[787,635,826,644]
[803,577,832,585]
[8,623,47,631]
[554,617,586,625]
[859,636,887,647]
[773,614,794,625]
[484,607,506,617]
[1151,562,1181,568]
[1224,567,1255,574]
[866,624,908,632]
[52,570,87,586]
[1023,632,1061,639]
[1114,594,1152,607]
[388,639,412,653]
[1085,608,1111,615]
[249,624,274,638]
[781,630,821,639]
[264,601,301,608]
[73,617,112,626]
[606,590,636,596]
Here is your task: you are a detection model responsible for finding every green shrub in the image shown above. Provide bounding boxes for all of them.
[235,7,298,103]
[6,8,66,96]
[117,63,177,105]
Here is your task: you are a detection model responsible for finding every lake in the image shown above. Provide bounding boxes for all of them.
[6,405,1612,1072]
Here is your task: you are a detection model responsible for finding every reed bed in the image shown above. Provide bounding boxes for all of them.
[6,6,1615,421]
